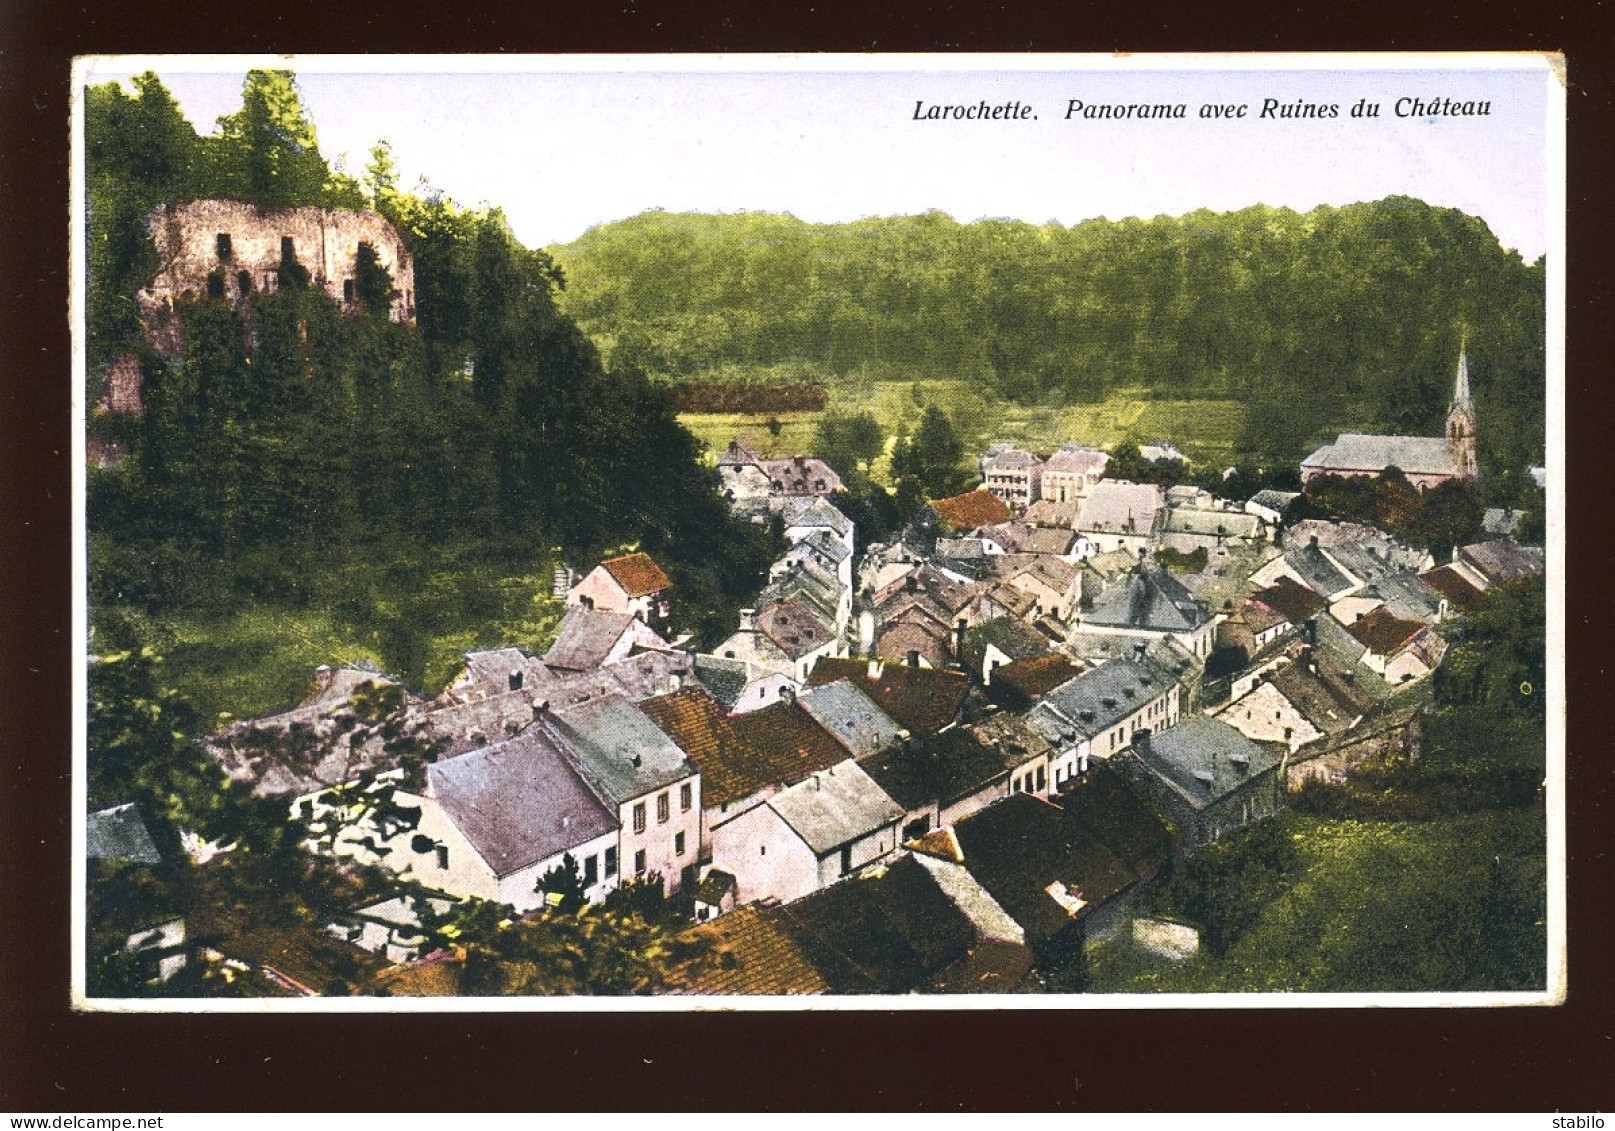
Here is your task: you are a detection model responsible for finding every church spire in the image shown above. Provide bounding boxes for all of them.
[1451,339,1473,415]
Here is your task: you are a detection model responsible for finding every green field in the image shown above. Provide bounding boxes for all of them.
[100,572,566,725]
[678,378,1256,477]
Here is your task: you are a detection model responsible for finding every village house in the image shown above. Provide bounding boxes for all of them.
[541,606,669,673]
[688,653,801,716]
[1139,440,1189,466]
[1457,539,1545,588]
[1245,488,1301,527]
[795,680,904,760]
[1039,444,1110,504]
[780,495,856,555]
[983,654,1086,713]
[1214,647,1374,754]
[640,687,848,863]
[762,556,851,636]
[980,447,1044,508]
[1158,506,1266,555]
[948,772,1173,961]
[1026,655,1182,777]
[1219,576,1326,658]
[383,726,621,913]
[1112,718,1285,854]
[805,657,973,738]
[1075,479,1166,555]
[993,554,1083,622]
[544,695,702,893]
[567,551,673,630]
[961,616,1055,688]
[717,440,845,501]
[1075,563,1216,658]
[1340,606,1448,685]
[1301,348,1479,488]
[672,853,1030,994]
[710,760,904,906]
[1418,562,1490,618]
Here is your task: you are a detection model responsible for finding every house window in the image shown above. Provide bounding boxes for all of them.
[343,278,355,303]
[583,854,598,886]
[633,802,646,833]
[435,845,449,870]
[657,792,670,824]
[1036,766,1046,791]
[216,233,232,260]
[634,849,647,875]
[675,832,686,857]
[840,844,853,876]
[509,671,523,692]
[680,783,692,812]
[281,235,296,260]
[604,847,618,877]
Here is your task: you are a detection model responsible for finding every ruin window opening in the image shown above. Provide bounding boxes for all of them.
[216,233,232,260]
[206,272,225,299]
[281,236,296,260]
[343,278,355,303]
[237,271,253,295]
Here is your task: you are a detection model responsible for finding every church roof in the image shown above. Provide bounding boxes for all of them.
[1301,433,1460,479]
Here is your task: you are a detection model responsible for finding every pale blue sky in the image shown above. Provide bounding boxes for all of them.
[82,57,1554,260]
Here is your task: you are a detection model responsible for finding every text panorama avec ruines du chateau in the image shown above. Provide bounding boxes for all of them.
[911,96,1495,121]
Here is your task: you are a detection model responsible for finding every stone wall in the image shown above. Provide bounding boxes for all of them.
[1284,707,1422,791]
[142,200,415,325]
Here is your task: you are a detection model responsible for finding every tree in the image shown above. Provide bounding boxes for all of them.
[537,853,588,914]
[814,410,885,481]
[213,70,333,208]
[890,406,971,500]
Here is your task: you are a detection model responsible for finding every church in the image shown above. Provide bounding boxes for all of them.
[1300,349,1479,490]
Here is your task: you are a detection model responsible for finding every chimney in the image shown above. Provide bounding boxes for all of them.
[780,685,796,705]
[1310,535,1320,548]
[531,698,549,721]
[908,650,922,668]
[739,607,757,632]
[1133,642,1147,661]
[867,658,883,680]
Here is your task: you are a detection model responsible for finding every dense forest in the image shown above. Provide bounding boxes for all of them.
[86,71,782,680]
[550,205,1546,479]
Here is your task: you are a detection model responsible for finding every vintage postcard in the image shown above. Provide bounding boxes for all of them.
[71,53,1564,1010]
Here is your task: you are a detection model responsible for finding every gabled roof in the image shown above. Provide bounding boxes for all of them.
[1459,540,1545,586]
[598,552,672,598]
[1419,564,1488,614]
[952,776,1170,944]
[963,615,1052,666]
[1281,543,1356,598]
[549,694,693,803]
[730,701,859,798]
[760,456,844,496]
[778,496,853,538]
[87,802,162,865]
[797,680,903,759]
[1077,479,1165,536]
[984,447,1041,471]
[1302,433,1459,478]
[767,761,903,855]
[1083,566,1209,633]
[1251,575,1327,626]
[718,439,763,467]
[1042,445,1109,476]
[873,565,976,618]
[932,489,1014,532]
[542,607,659,672]
[1028,657,1169,745]
[1023,499,1082,529]
[1248,488,1300,514]
[756,598,835,660]
[1131,717,1282,810]
[976,521,1036,554]
[1267,657,1376,736]
[1345,607,1426,657]
[991,655,1084,702]
[1024,527,1077,556]
[694,869,736,906]
[805,658,971,737]
[689,654,752,713]
[860,728,1013,811]
[1161,507,1263,539]
[997,553,1080,594]
[426,728,618,877]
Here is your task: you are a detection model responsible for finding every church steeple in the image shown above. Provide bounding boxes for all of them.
[1445,341,1478,480]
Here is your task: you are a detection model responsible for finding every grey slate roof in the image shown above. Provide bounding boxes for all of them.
[1460,540,1545,586]
[861,728,1011,810]
[779,496,853,539]
[1161,508,1263,539]
[87,802,163,864]
[1322,539,1428,589]
[1282,543,1357,598]
[1302,433,1460,478]
[1130,717,1281,810]
[427,728,618,877]
[797,680,904,758]
[1083,567,1209,633]
[1028,657,1169,745]
[767,761,903,856]
[542,607,639,672]
[1043,445,1109,476]
[691,653,751,712]
[1077,480,1165,536]
[1248,488,1300,514]
[551,694,694,803]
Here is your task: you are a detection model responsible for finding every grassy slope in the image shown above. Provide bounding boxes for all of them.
[1087,805,1548,994]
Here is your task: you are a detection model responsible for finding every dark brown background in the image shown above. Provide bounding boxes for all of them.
[2,1,1609,1112]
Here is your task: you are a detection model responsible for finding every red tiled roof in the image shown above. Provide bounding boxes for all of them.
[1420,565,1488,614]
[932,489,1013,532]
[601,552,672,597]
[1346,606,1425,657]
[806,658,970,737]
[993,654,1084,701]
[1252,575,1327,626]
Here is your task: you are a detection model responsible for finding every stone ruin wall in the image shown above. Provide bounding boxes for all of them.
[102,200,418,417]
[141,199,416,327]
